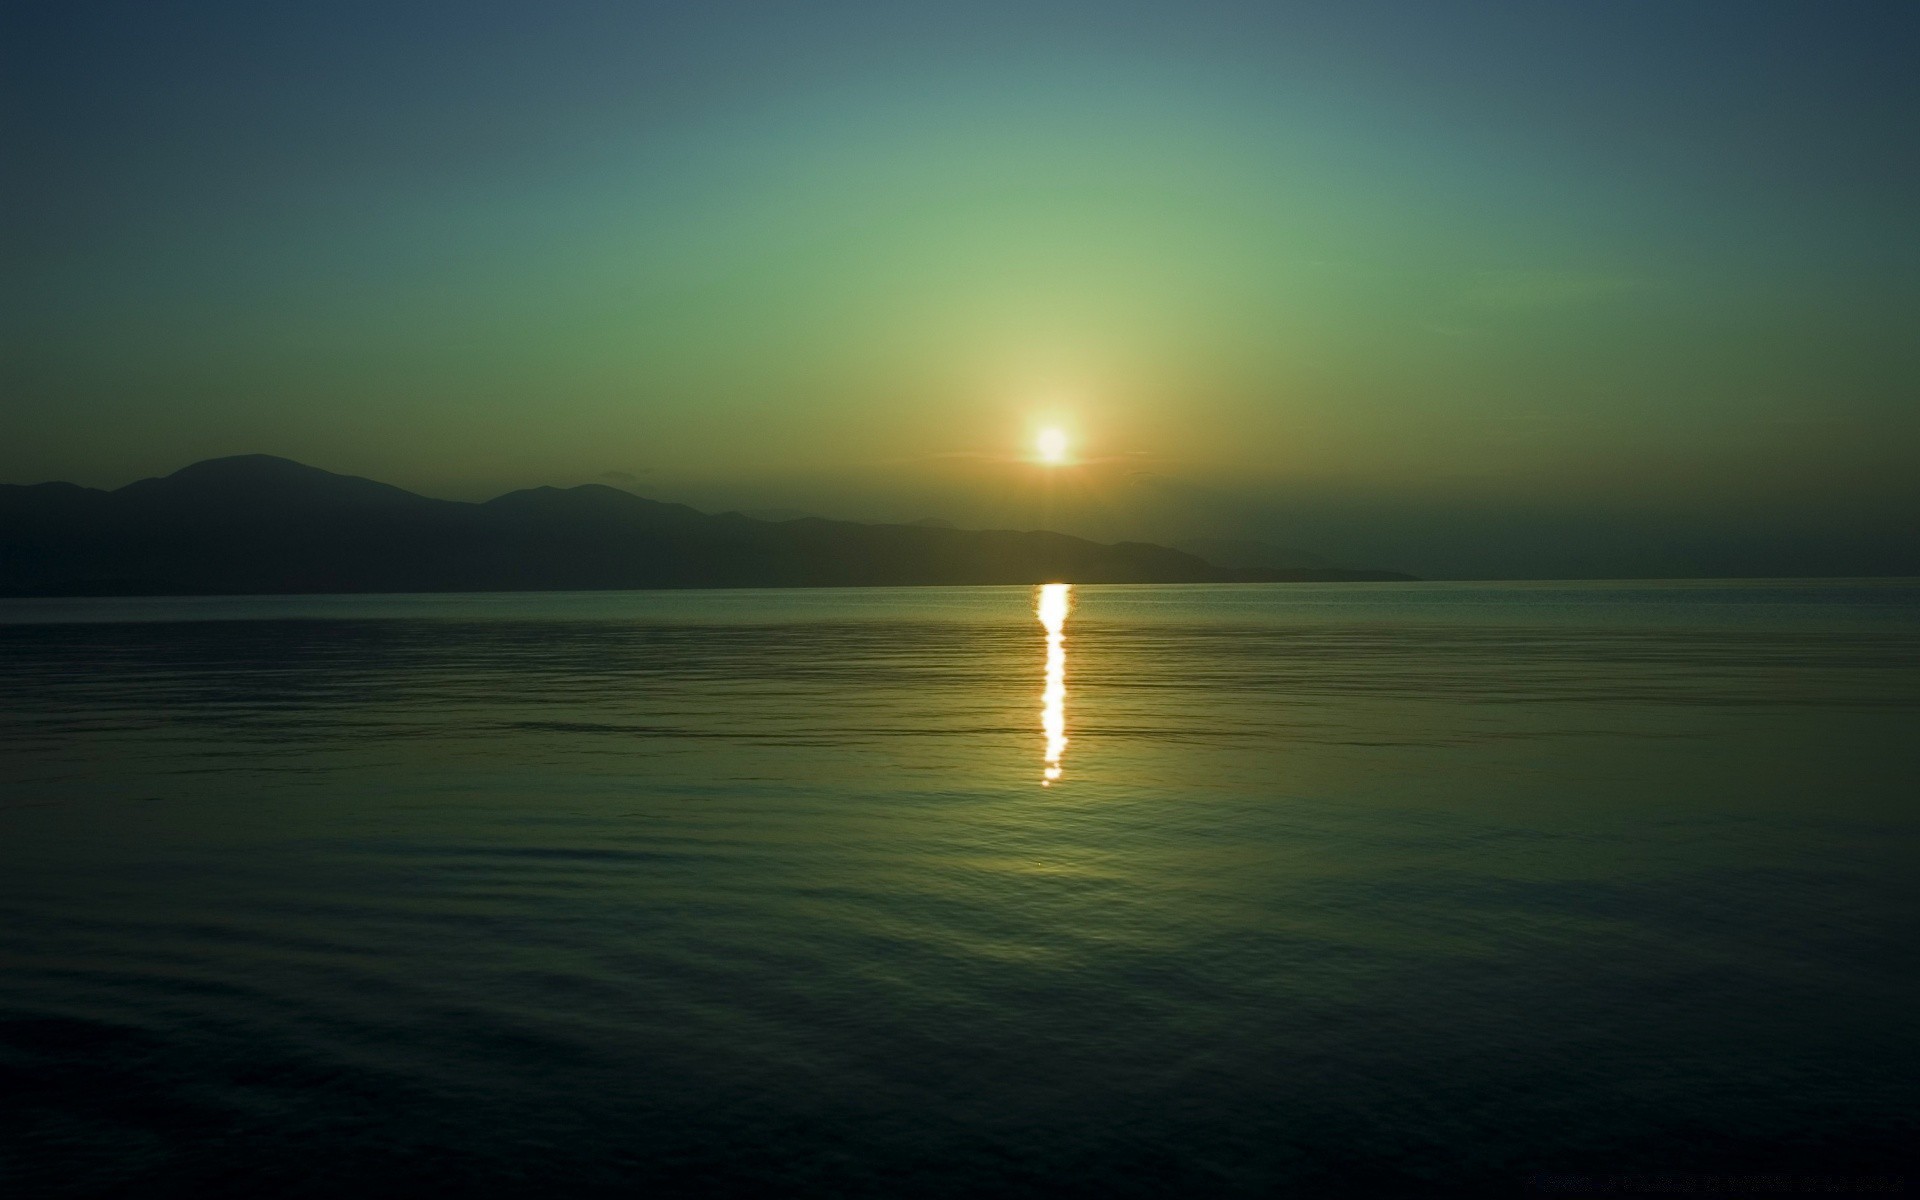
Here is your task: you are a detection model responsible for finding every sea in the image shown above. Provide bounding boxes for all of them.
[2,580,1916,1197]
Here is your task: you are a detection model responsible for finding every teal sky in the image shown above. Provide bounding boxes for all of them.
[5,1,1916,576]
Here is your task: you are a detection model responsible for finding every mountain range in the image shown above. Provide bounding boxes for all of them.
[0,456,1413,597]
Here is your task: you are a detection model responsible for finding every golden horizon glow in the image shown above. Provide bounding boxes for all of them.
[1036,427,1070,465]
[1037,582,1070,786]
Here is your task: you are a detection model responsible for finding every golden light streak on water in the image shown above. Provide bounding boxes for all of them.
[1036,583,1071,786]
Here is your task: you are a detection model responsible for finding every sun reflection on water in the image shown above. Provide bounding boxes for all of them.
[1037,583,1071,786]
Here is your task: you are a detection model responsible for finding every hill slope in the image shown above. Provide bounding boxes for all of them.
[0,456,1413,596]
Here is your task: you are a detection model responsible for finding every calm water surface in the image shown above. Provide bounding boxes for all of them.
[2,581,1916,1196]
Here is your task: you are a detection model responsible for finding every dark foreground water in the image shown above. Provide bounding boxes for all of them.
[2,581,1916,1198]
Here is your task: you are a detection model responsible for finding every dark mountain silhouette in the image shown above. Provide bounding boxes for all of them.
[0,456,1414,597]
[1173,537,1332,571]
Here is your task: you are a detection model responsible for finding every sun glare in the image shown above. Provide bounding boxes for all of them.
[1036,427,1070,465]
[1037,583,1070,786]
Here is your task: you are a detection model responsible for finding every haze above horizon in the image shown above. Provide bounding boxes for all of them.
[5,0,1916,579]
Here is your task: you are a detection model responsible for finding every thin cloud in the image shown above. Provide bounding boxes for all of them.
[1460,270,1645,310]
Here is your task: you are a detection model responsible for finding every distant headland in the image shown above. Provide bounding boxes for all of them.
[0,456,1414,597]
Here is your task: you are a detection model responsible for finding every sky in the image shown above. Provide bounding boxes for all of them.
[4,0,1916,577]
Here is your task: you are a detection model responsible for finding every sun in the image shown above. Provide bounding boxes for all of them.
[1036,427,1070,465]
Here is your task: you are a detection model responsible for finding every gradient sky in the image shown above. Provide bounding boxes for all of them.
[4,0,1916,576]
